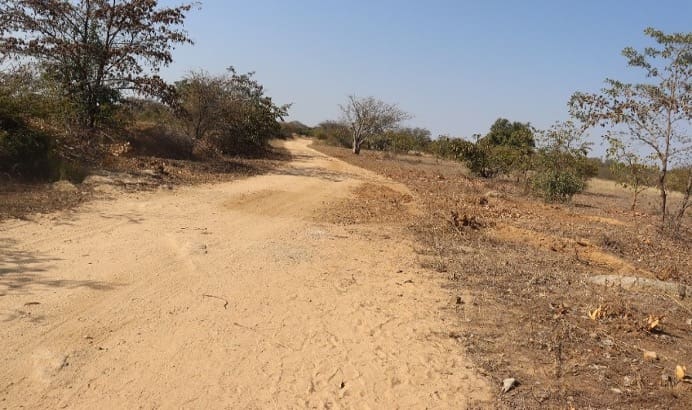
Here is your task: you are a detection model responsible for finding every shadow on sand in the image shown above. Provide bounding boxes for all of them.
[0,238,117,297]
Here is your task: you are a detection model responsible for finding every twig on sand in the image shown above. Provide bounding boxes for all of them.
[202,294,229,309]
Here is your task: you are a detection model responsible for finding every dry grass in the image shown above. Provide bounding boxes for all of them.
[315,183,415,225]
[0,145,292,221]
[581,178,688,217]
[312,142,692,409]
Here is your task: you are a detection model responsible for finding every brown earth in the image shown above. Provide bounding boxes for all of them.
[0,147,288,221]
[0,138,492,409]
[312,142,692,409]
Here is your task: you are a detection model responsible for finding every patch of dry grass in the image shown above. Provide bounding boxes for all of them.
[313,142,692,409]
[316,183,414,225]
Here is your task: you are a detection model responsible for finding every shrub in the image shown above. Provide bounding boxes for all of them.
[126,123,194,160]
[176,68,290,155]
[279,121,312,138]
[0,67,88,182]
[430,136,474,161]
[445,139,525,179]
[531,169,586,202]
[312,121,351,148]
[379,127,432,153]
[0,125,57,179]
[529,121,594,202]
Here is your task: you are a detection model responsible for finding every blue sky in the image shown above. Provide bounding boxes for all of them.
[160,0,691,150]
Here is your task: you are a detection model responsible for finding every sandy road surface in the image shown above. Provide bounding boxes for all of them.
[0,139,490,409]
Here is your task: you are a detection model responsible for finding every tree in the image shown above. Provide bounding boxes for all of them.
[530,121,594,202]
[339,95,410,154]
[0,0,195,129]
[176,70,226,141]
[606,138,653,211]
[176,68,290,154]
[444,119,536,179]
[668,166,692,231]
[569,28,691,225]
[483,118,535,149]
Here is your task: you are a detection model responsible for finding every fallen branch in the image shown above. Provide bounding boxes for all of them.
[202,294,229,310]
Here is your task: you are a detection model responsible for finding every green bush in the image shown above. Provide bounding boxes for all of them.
[528,121,594,202]
[0,125,56,179]
[530,169,586,202]
[373,128,432,153]
[444,139,527,179]
[430,136,474,160]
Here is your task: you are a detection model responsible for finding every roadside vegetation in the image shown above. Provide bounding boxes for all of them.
[0,0,291,219]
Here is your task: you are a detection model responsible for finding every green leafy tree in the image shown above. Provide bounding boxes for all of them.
[451,119,536,179]
[0,0,195,129]
[569,27,691,226]
[483,118,536,149]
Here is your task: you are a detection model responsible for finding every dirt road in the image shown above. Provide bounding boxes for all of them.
[0,139,490,409]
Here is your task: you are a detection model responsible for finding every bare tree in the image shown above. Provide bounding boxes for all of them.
[339,95,410,154]
[569,28,691,226]
[0,0,195,129]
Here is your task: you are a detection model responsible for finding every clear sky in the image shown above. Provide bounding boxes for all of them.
[159,0,691,147]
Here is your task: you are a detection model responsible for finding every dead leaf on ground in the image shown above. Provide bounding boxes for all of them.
[676,365,686,382]
[646,315,663,332]
[588,305,606,321]
[643,351,658,361]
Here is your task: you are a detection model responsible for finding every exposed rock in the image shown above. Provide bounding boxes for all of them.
[501,378,517,393]
[588,275,689,297]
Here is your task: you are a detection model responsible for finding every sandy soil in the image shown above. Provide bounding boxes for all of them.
[0,138,491,409]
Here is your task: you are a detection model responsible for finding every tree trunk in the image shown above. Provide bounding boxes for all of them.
[658,167,668,225]
[673,171,692,231]
[352,137,361,155]
[631,189,638,212]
